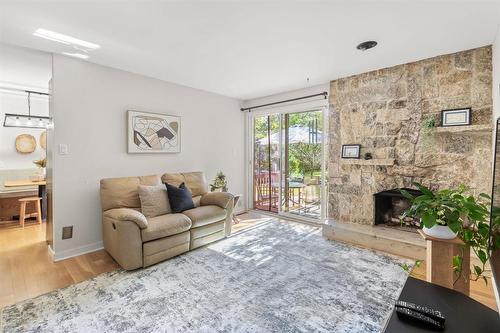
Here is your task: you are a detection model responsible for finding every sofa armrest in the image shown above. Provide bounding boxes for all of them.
[103,208,148,229]
[200,192,234,209]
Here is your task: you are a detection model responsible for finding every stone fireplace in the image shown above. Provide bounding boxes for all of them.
[328,46,493,226]
[374,188,422,232]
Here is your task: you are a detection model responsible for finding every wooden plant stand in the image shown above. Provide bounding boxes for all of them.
[418,229,470,296]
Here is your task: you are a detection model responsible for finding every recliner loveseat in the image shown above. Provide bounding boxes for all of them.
[100,171,233,270]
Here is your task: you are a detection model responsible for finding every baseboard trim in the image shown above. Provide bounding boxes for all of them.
[53,241,104,262]
[47,244,55,259]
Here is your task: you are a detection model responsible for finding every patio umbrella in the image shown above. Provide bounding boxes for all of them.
[256,125,322,145]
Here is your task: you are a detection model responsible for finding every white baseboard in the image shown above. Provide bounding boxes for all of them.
[47,244,55,259]
[53,241,104,262]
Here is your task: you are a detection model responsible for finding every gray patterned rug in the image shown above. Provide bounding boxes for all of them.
[1,220,411,333]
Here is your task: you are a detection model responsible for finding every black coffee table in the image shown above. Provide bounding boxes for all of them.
[383,277,499,332]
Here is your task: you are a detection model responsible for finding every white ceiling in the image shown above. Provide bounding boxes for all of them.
[1,1,500,100]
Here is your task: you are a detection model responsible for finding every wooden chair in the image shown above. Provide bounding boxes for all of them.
[18,197,42,228]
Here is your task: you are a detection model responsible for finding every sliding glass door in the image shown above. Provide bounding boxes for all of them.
[252,109,325,221]
[281,110,323,219]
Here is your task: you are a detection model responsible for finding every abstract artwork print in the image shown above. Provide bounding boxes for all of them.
[127,110,180,153]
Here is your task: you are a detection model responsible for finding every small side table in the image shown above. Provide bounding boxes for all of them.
[232,194,242,224]
[418,229,470,296]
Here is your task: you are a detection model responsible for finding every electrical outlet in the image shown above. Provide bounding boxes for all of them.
[62,226,73,239]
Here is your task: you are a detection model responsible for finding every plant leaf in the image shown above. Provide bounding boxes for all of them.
[477,250,487,264]
[413,182,434,197]
[421,211,436,228]
[479,193,491,200]
[400,189,414,201]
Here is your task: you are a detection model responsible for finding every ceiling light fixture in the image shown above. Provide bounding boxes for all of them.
[62,52,89,59]
[356,40,378,51]
[3,90,51,129]
[33,28,100,50]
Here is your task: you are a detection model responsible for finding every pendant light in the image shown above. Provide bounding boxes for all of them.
[3,90,51,129]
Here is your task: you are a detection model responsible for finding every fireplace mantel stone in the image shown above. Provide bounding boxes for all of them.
[328,46,493,225]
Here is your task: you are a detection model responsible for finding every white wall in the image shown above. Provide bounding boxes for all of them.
[51,54,245,259]
[0,43,51,170]
[0,94,48,170]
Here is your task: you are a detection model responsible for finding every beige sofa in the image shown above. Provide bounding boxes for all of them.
[100,172,233,270]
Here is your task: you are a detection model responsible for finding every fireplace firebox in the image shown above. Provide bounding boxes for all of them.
[373,188,422,231]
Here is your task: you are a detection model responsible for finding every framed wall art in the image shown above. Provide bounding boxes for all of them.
[441,108,471,127]
[127,110,181,153]
[341,144,361,159]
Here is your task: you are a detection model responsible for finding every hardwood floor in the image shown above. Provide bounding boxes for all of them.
[0,222,118,309]
[410,260,498,311]
[231,211,275,234]
[0,213,497,313]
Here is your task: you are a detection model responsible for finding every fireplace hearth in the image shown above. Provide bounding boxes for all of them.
[373,188,422,232]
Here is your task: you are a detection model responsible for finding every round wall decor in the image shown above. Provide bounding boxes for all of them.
[40,131,47,149]
[15,134,36,154]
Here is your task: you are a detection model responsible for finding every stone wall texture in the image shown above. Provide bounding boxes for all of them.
[328,46,493,225]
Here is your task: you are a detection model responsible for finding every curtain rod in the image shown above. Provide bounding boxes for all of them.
[240,91,327,112]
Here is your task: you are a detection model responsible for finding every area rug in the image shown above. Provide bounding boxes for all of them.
[1,220,412,333]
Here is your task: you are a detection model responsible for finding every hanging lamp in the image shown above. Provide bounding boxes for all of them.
[3,90,51,129]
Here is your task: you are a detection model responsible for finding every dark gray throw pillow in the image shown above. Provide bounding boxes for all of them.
[165,182,195,213]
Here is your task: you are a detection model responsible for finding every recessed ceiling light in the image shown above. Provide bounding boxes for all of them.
[356,40,378,51]
[33,28,100,50]
[62,52,89,59]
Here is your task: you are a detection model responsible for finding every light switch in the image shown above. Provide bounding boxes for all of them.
[59,144,69,155]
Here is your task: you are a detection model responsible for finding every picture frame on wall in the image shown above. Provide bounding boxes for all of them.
[441,108,471,127]
[127,110,181,153]
[341,144,361,159]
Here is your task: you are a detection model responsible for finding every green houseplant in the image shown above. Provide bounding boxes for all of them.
[210,171,228,192]
[401,183,500,283]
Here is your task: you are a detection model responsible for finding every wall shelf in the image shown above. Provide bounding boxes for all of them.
[432,124,492,135]
[340,158,395,166]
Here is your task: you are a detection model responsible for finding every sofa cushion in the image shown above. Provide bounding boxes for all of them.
[182,205,227,228]
[192,195,202,207]
[100,175,160,211]
[161,173,184,187]
[165,182,195,213]
[182,172,207,197]
[138,184,171,217]
[161,171,207,197]
[141,213,192,242]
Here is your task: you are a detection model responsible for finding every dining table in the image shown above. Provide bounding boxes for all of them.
[4,179,47,220]
[271,181,306,207]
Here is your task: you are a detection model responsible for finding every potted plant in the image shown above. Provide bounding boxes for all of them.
[209,171,228,192]
[33,157,46,179]
[401,183,500,282]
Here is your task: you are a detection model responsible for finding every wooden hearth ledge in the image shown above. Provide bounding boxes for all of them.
[322,220,426,260]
